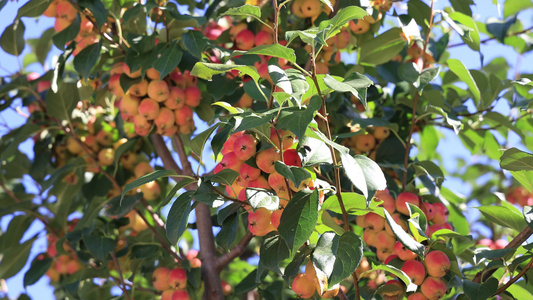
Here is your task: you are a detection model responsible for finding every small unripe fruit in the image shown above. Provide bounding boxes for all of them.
[373,126,390,140]
[98,148,115,166]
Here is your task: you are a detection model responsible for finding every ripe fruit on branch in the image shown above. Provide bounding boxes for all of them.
[424,250,450,278]
[292,273,316,299]
[168,268,187,290]
[420,276,446,300]
[395,192,420,215]
[233,134,258,161]
[152,267,171,291]
[394,241,418,261]
[248,207,275,236]
[401,260,426,285]
[431,202,449,225]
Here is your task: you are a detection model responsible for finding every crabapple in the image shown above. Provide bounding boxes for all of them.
[152,267,171,291]
[292,273,316,299]
[375,230,396,253]
[248,207,275,236]
[220,152,243,173]
[283,148,301,167]
[222,132,244,155]
[420,277,447,300]
[422,202,436,222]
[373,126,390,140]
[146,67,161,80]
[424,250,450,278]
[426,224,444,238]
[401,260,426,285]
[385,213,408,236]
[147,80,170,102]
[138,98,160,120]
[248,175,270,190]
[168,268,187,290]
[268,172,289,194]
[134,161,154,178]
[154,107,176,130]
[299,0,322,18]
[43,0,59,17]
[270,128,295,150]
[229,23,247,40]
[240,163,261,182]
[354,133,376,152]
[364,212,386,231]
[363,229,377,247]
[108,74,125,97]
[184,86,201,107]
[376,191,396,214]
[233,134,258,161]
[120,94,140,116]
[394,241,418,261]
[271,209,283,229]
[186,250,202,268]
[256,148,280,173]
[133,114,152,136]
[255,30,273,46]
[164,87,186,110]
[140,181,161,201]
[431,202,449,225]
[234,29,255,50]
[56,0,77,22]
[174,106,193,126]
[349,19,370,34]
[128,79,148,97]
[382,280,406,299]
[395,192,420,216]
[97,148,115,166]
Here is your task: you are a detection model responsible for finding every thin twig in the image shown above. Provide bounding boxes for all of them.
[495,257,533,295]
[448,26,533,48]
[111,252,132,300]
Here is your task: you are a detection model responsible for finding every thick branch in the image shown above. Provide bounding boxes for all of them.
[473,226,533,283]
[216,232,254,271]
[151,134,223,299]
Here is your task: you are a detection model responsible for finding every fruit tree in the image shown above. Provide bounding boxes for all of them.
[1,0,533,299]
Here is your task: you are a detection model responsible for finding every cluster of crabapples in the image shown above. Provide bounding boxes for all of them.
[44,220,83,282]
[342,125,391,159]
[356,190,453,299]
[49,104,163,202]
[43,0,101,56]
[151,267,190,300]
[505,185,533,207]
[214,128,317,236]
[110,64,201,137]
[291,260,341,299]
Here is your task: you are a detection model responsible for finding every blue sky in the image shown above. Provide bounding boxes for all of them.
[1,0,533,298]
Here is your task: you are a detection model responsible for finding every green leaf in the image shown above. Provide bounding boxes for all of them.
[510,170,533,193]
[220,4,260,19]
[318,6,368,39]
[300,136,333,167]
[398,63,440,94]
[152,41,183,79]
[104,193,142,218]
[407,0,431,30]
[278,190,319,254]
[16,0,49,18]
[277,97,321,141]
[363,264,417,292]
[259,234,290,274]
[321,192,379,215]
[121,169,178,201]
[206,169,240,187]
[446,58,481,104]
[268,60,293,95]
[0,19,25,56]
[0,236,36,279]
[191,62,260,82]
[246,189,279,211]
[83,235,116,262]
[130,243,162,259]
[78,0,108,29]
[463,278,499,300]
[312,231,363,286]
[525,206,533,231]
[182,30,208,59]
[359,28,405,65]
[383,210,425,257]
[500,148,533,171]
[216,213,239,250]
[232,44,296,64]
[24,257,53,287]
[52,15,81,49]
[340,153,387,203]
[503,0,533,17]
[274,161,311,189]
[477,205,528,232]
[0,123,41,161]
[323,73,373,108]
[425,105,462,134]
[191,123,220,158]
[73,42,102,78]
[166,191,194,245]
[46,82,80,121]
[447,11,480,51]
[486,16,517,43]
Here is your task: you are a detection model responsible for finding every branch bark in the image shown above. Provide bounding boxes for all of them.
[151,134,224,299]
[473,226,533,283]
[216,232,254,271]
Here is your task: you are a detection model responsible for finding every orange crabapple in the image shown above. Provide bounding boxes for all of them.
[174,106,193,126]
[420,277,447,300]
[184,86,201,107]
[234,29,255,50]
[248,207,275,236]
[233,134,258,161]
[255,148,280,173]
[138,98,160,120]
[424,250,450,278]
[152,267,171,291]
[291,273,316,299]
[395,192,420,216]
[431,202,449,225]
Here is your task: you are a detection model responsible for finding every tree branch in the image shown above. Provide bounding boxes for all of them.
[216,232,254,271]
[151,133,224,299]
[495,257,533,295]
[473,226,533,283]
